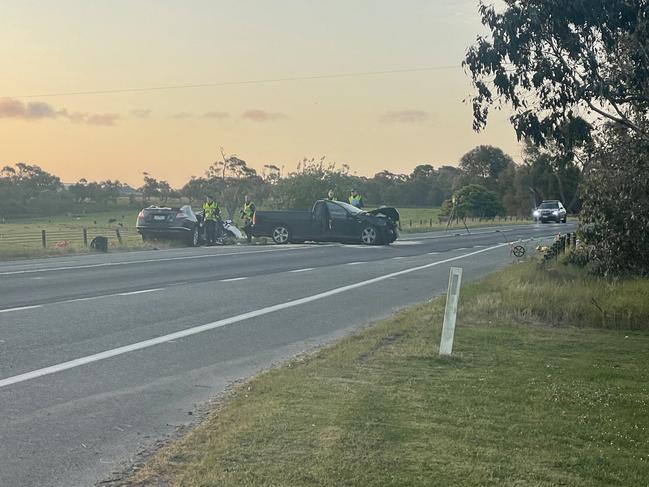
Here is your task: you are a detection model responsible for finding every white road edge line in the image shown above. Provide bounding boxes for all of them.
[118,288,163,296]
[0,242,507,389]
[346,262,365,265]
[0,305,42,314]
[220,277,248,282]
[289,268,315,273]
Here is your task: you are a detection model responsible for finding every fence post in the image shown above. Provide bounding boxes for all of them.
[429,218,432,227]
[41,229,46,248]
[83,228,88,247]
[409,219,412,227]
[439,267,463,356]
[115,228,123,245]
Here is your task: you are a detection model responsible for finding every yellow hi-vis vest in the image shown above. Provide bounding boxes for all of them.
[243,201,255,219]
[203,201,218,221]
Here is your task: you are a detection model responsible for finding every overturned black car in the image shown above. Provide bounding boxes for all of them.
[251,200,399,245]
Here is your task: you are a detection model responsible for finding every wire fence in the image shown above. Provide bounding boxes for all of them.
[0,225,142,251]
[402,215,534,229]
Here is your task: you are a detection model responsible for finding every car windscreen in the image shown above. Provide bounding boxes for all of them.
[335,201,364,214]
[538,202,559,209]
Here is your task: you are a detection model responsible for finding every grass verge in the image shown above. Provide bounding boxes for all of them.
[130,261,649,486]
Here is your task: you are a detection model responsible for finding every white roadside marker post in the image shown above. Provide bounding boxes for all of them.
[439,267,463,356]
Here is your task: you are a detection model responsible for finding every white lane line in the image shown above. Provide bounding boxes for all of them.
[346,262,365,265]
[0,305,42,314]
[289,268,315,273]
[455,247,470,251]
[118,288,163,296]
[0,246,314,276]
[0,242,507,389]
[428,252,439,255]
[391,256,407,260]
[220,277,248,282]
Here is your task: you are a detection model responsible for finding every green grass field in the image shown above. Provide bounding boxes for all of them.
[0,209,145,259]
[131,260,649,486]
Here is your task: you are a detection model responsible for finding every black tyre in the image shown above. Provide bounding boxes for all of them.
[141,233,149,242]
[272,225,290,244]
[360,226,378,245]
[186,226,199,247]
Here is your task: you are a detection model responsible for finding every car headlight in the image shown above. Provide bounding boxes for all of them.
[533,210,540,217]
[552,210,559,215]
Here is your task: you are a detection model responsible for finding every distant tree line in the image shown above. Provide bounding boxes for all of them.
[0,143,581,220]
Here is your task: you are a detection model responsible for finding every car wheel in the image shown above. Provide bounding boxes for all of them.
[360,226,378,245]
[188,226,199,247]
[272,225,290,244]
[141,233,149,242]
[562,217,567,223]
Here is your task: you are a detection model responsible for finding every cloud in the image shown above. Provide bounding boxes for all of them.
[131,109,151,118]
[202,111,229,119]
[380,110,432,124]
[0,98,58,119]
[85,113,120,126]
[0,97,119,126]
[242,109,287,122]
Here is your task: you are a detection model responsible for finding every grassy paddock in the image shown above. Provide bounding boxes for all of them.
[131,261,649,486]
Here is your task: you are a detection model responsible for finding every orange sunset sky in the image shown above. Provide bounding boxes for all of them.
[0,0,517,187]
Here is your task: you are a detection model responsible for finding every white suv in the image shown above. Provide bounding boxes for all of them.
[533,200,567,223]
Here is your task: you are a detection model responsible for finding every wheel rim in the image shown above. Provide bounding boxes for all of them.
[361,227,376,244]
[273,227,289,243]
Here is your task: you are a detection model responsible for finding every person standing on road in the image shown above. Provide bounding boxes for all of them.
[348,188,364,209]
[202,195,220,245]
[240,194,256,243]
[327,189,336,201]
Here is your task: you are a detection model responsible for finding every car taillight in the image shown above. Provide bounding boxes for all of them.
[176,212,185,219]
[137,210,145,219]
[252,212,256,225]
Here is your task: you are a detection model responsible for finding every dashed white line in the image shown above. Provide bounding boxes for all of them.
[391,256,407,260]
[289,268,315,273]
[0,242,508,389]
[428,252,440,255]
[0,305,42,314]
[346,262,365,265]
[118,288,163,296]
[220,277,248,282]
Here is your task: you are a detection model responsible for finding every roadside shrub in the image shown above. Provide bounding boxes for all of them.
[579,126,649,277]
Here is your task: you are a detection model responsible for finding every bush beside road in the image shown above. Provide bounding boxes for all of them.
[129,261,649,486]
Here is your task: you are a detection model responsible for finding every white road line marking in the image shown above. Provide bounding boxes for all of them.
[0,242,507,389]
[0,305,42,314]
[118,288,163,296]
[289,268,315,273]
[346,262,365,265]
[455,247,470,250]
[428,252,439,255]
[391,256,407,260]
[220,277,248,282]
[65,296,106,304]
[0,247,314,276]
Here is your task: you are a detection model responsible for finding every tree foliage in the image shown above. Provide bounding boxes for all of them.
[464,0,649,146]
[448,184,505,219]
[579,124,649,276]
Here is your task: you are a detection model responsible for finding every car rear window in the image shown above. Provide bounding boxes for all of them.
[539,202,559,209]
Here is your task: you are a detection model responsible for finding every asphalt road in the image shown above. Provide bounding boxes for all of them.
[0,222,576,486]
